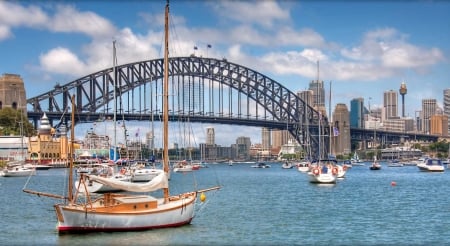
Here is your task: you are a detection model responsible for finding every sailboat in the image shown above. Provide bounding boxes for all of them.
[307,109,338,184]
[23,1,220,232]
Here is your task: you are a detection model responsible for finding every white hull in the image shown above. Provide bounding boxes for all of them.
[337,165,347,178]
[55,193,196,232]
[417,165,444,172]
[297,161,310,172]
[131,169,163,182]
[2,167,35,177]
[173,166,193,172]
[308,172,337,184]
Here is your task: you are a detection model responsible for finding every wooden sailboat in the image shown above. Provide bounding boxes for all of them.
[23,1,220,232]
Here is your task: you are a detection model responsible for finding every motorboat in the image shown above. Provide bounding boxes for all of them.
[281,162,293,169]
[369,156,381,170]
[387,160,404,167]
[308,159,338,184]
[173,160,194,172]
[2,165,36,177]
[342,160,352,169]
[296,161,311,172]
[417,158,445,172]
[336,164,348,178]
[251,162,271,168]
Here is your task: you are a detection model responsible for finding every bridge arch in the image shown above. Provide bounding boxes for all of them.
[27,56,330,159]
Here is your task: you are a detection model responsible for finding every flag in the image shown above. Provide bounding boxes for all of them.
[333,126,340,136]
[194,46,198,50]
[207,44,211,48]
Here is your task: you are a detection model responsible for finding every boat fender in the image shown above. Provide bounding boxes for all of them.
[312,168,320,176]
[342,165,347,171]
[120,168,126,175]
[332,167,338,175]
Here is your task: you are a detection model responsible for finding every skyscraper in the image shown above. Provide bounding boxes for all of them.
[422,99,437,134]
[383,90,398,120]
[206,127,215,145]
[444,88,450,133]
[261,127,271,151]
[308,61,326,115]
[350,98,364,128]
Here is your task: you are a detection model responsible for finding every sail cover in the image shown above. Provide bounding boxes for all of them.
[86,171,168,193]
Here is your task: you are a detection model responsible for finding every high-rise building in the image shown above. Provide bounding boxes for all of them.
[206,127,215,145]
[350,98,364,128]
[331,103,351,155]
[261,127,271,150]
[430,115,449,137]
[422,99,437,134]
[297,90,314,107]
[308,61,326,115]
[444,88,450,133]
[383,90,398,120]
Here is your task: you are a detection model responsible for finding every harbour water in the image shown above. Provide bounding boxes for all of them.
[1,162,450,245]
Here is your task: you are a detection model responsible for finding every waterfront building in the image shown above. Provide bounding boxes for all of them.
[380,146,422,160]
[234,136,251,160]
[27,114,73,166]
[0,136,28,161]
[422,99,437,134]
[332,103,351,155]
[350,97,364,128]
[383,90,398,120]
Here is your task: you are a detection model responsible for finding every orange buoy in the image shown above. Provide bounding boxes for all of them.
[200,192,206,202]
[391,181,396,186]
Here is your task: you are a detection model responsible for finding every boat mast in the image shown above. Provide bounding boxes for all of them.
[329,80,332,157]
[68,94,75,203]
[163,0,170,201]
[113,40,118,162]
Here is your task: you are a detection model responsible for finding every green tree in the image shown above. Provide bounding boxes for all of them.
[0,108,35,136]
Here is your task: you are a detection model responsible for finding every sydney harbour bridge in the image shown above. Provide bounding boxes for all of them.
[25,56,438,159]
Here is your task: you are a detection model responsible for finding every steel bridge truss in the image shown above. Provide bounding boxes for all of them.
[27,57,330,159]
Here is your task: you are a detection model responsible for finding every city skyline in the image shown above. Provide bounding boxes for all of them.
[1,1,449,145]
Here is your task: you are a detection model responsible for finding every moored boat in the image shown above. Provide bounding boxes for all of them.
[417,158,444,172]
[308,159,338,184]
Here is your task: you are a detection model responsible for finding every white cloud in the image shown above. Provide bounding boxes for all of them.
[212,0,290,29]
[39,47,86,76]
[49,5,117,38]
[0,25,11,40]
[0,1,48,27]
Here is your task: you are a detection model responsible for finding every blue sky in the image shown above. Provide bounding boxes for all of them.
[1,1,449,147]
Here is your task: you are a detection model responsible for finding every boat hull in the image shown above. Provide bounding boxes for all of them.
[308,173,337,184]
[2,168,35,177]
[54,193,197,232]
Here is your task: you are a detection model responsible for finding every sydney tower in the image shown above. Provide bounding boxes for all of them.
[399,81,407,117]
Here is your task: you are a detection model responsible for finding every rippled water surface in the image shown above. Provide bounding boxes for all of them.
[1,162,450,245]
